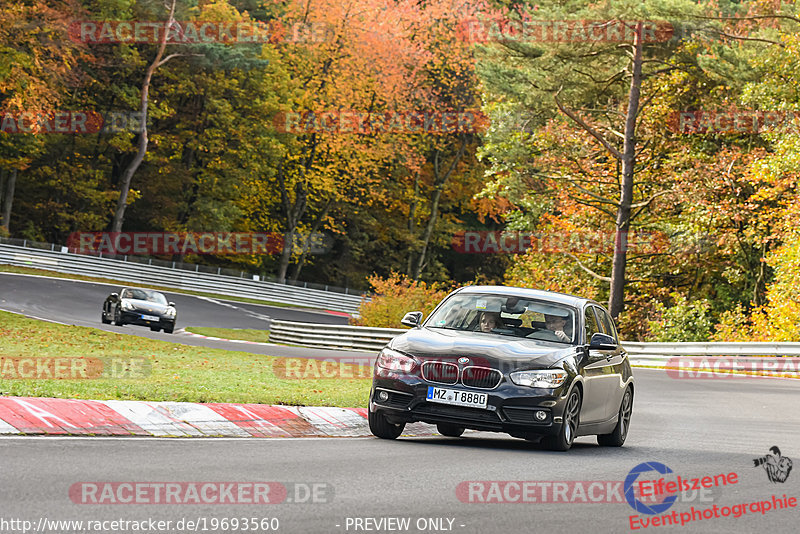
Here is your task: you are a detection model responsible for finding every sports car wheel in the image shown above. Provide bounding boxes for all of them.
[113,306,125,326]
[597,387,633,447]
[437,423,465,437]
[543,387,581,451]
[368,409,405,439]
[150,325,160,332]
[164,324,174,334]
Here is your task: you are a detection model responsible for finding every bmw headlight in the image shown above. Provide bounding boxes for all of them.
[376,348,417,373]
[510,369,567,388]
[121,301,134,311]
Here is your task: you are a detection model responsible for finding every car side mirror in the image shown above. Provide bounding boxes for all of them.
[168,302,175,307]
[401,311,423,328]
[589,332,617,351]
[110,293,119,299]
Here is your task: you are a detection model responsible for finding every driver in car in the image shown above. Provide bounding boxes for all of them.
[479,311,501,333]
[544,314,570,342]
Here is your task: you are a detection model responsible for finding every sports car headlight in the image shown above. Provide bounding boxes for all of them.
[510,369,567,388]
[121,301,134,311]
[164,308,176,317]
[376,348,417,373]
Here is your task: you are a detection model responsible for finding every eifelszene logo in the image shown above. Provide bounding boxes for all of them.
[753,446,793,483]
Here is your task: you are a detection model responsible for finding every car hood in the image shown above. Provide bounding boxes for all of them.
[389,327,579,370]
[123,298,171,314]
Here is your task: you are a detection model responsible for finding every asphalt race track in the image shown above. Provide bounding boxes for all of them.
[1,273,799,532]
[0,371,798,533]
[0,272,365,361]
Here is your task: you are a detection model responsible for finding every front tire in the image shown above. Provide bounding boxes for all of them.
[113,307,125,326]
[368,409,405,439]
[543,387,581,451]
[597,387,633,447]
[150,325,161,332]
[164,324,174,334]
[437,423,465,437]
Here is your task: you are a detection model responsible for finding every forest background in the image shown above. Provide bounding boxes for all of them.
[2,0,800,341]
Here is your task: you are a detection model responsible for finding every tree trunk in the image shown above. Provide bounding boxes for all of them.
[406,173,419,275]
[1,168,17,233]
[276,166,309,282]
[290,199,332,282]
[608,24,644,319]
[0,169,6,214]
[413,186,443,279]
[413,138,467,279]
[110,0,177,232]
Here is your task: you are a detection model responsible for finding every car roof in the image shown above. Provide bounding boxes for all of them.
[454,285,599,309]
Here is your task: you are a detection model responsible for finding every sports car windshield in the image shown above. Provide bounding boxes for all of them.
[426,293,577,344]
[122,289,168,305]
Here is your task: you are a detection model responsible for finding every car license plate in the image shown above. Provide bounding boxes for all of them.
[426,386,488,409]
[141,315,159,321]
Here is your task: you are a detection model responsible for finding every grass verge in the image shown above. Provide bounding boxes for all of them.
[185,327,269,343]
[0,310,369,406]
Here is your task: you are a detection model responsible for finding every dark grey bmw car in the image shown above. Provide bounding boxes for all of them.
[368,286,634,451]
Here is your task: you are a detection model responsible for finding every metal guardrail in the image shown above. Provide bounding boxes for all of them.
[623,341,800,356]
[267,321,800,374]
[269,320,405,352]
[0,243,365,314]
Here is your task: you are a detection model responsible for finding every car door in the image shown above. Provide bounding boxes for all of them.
[577,305,612,423]
[594,306,627,416]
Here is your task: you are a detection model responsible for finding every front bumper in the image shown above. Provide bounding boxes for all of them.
[370,370,571,437]
[119,310,175,329]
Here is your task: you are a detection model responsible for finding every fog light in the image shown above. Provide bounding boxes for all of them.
[378,391,389,402]
[534,410,547,421]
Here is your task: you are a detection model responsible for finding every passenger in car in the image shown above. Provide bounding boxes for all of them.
[544,314,570,342]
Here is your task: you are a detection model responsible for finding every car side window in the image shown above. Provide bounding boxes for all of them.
[120,289,129,298]
[584,307,600,344]
[595,307,619,343]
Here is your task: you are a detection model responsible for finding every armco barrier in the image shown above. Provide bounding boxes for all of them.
[267,321,800,375]
[0,243,365,314]
[623,341,800,356]
[269,320,406,352]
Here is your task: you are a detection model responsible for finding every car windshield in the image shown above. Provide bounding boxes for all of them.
[426,293,577,344]
[123,289,168,305]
